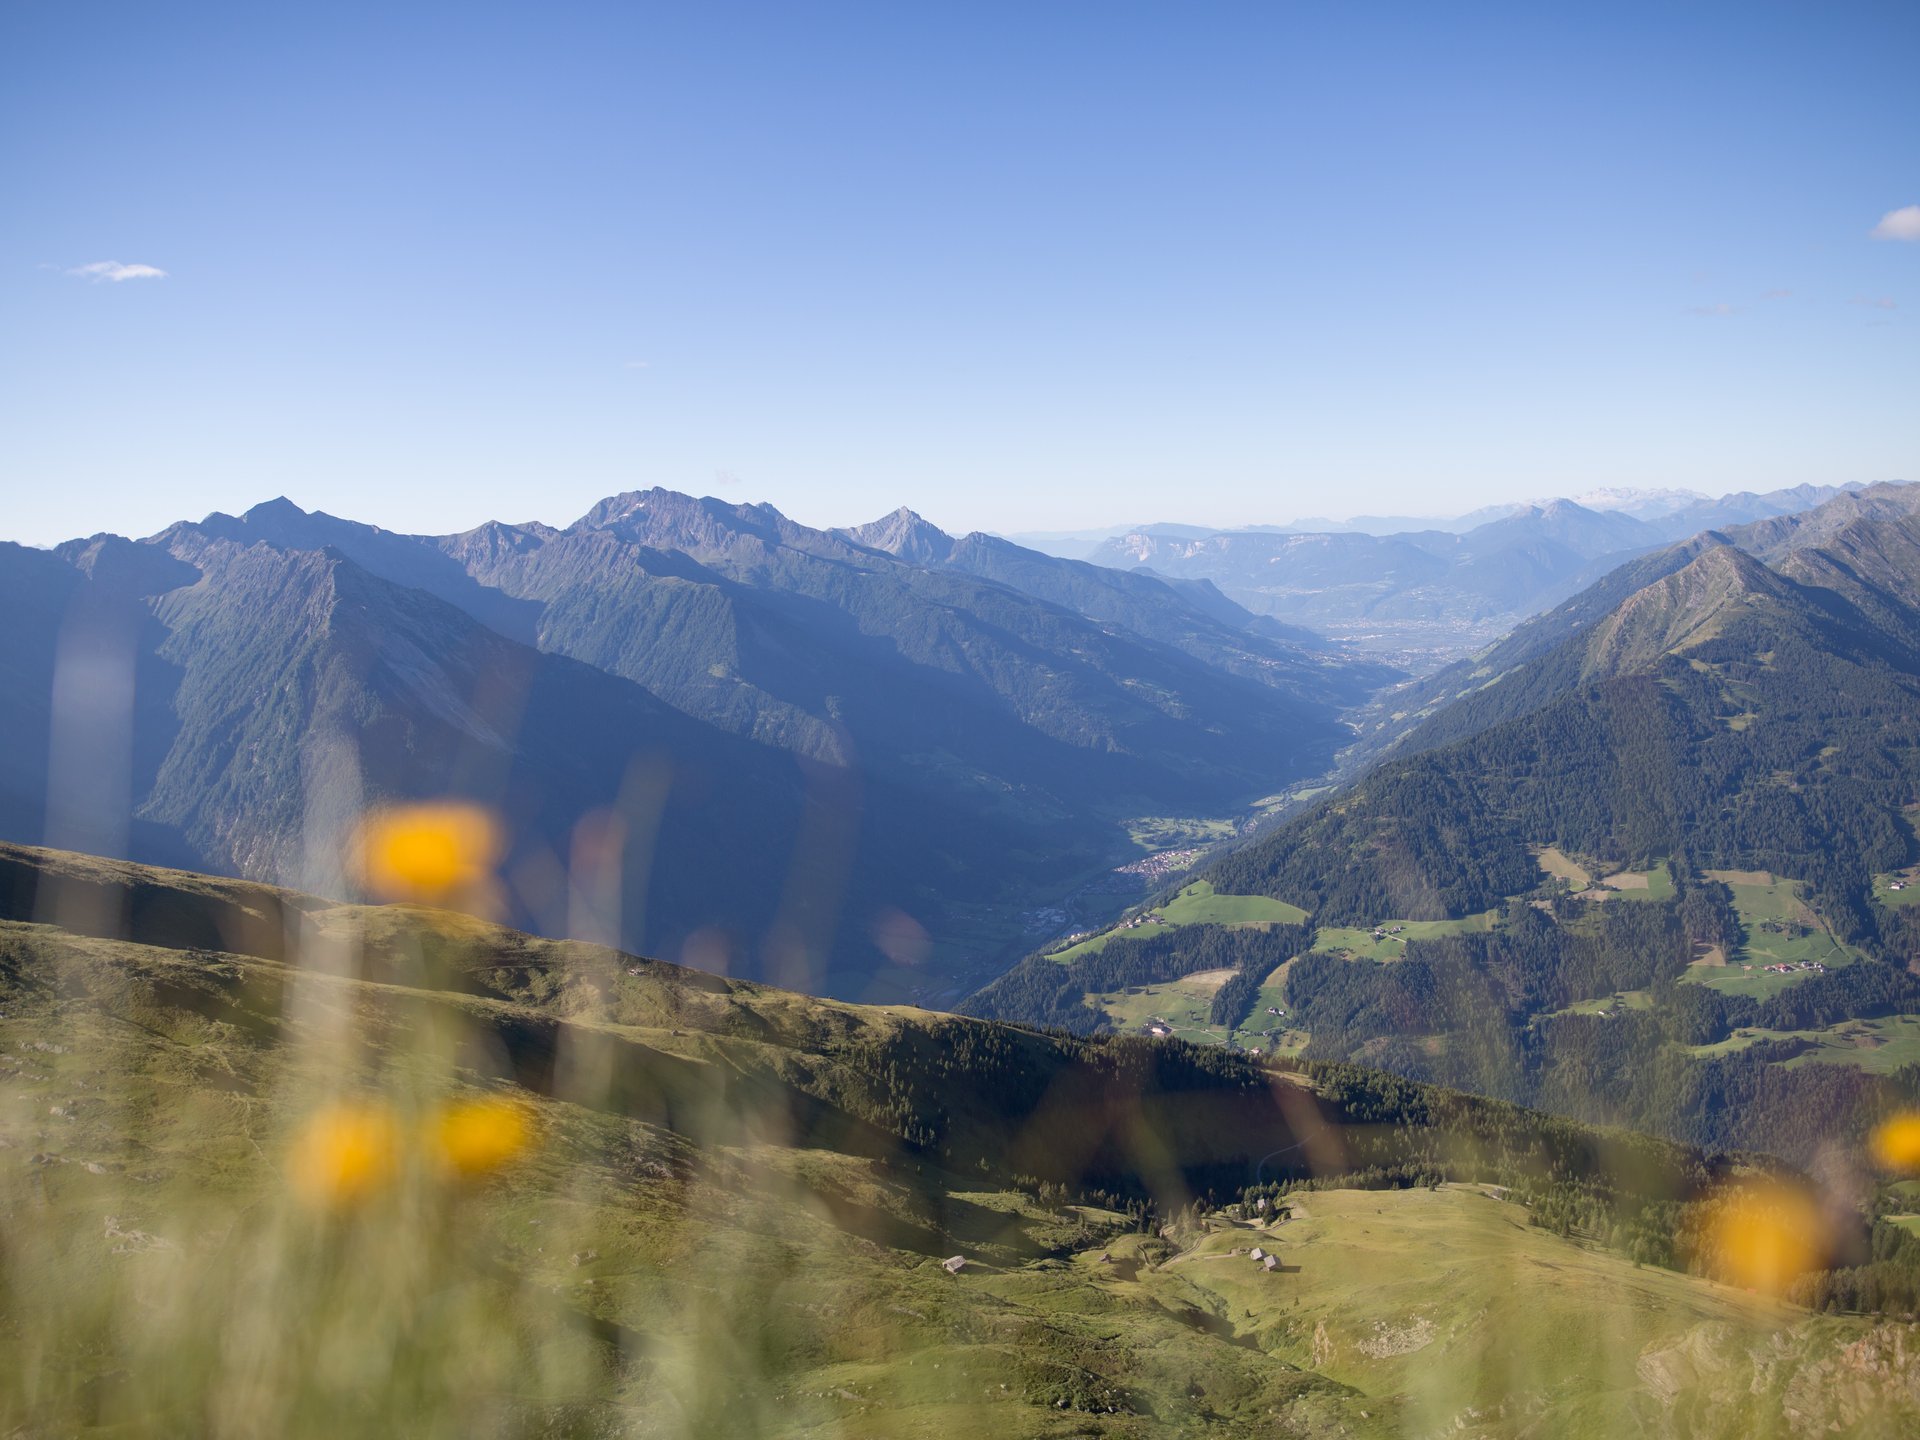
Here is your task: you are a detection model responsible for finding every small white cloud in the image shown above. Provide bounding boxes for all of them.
[67,260,167,283]
[1761,288,1792,300]
[1851,295,1898,311]
[1871,205,1920,242]
[623,359,650,369]
[1686,302,1740,317]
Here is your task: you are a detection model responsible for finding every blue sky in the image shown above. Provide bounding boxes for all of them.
[2,1,1915,545]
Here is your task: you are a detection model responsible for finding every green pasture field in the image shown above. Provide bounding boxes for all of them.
[1087,968,1238,1045]
[1873,874,1920,909]
[1311,912,1497,963]
[1680,872,1864,998]
[1591,862,1674,901]
[1046,880,1308,964]
[1684,1015,1920,1074]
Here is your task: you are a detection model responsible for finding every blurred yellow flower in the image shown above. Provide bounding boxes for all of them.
[356,802,502,905]
[1704,1181,1823,1295]
[1871,1112,1920,1173]
[433,1096,534,1177]
[289,1101,399,1207]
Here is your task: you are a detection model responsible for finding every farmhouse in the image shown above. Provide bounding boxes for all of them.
[942,1255,967,1275]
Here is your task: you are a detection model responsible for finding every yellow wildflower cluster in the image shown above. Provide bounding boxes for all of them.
[1870,1112,1920,1174]
[289,1096,534,1207]
[355,802,503,907]
[1701,1181,1823,1295]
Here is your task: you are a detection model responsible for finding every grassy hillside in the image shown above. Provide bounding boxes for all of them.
[1045,882,1309,964]
[8,843,1920,1435]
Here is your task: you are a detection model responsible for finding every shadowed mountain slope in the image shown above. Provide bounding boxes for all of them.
[4,488,1391,1001]
[2,530,900,989]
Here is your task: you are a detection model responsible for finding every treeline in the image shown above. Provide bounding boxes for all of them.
[962,923,1309,1032]
[822,1013,1920,1316]
[1209,922,1313,1028]
[817,1016,1719,1208]
[1653,957,1920,1041]
[1269,881,1920,1165]
[1203,602,1920,951]
[1284,899,1693,1063]
[1793,1216,1920,1315]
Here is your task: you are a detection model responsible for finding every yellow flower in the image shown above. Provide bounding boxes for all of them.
[289,1101,399,1207]
[1871,1112,1920,1174]
[356,802,502,905]
[1703,1181,1823,1295]
[433,1096,533,1177]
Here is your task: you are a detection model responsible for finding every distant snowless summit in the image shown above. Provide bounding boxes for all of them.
[1004,481,1874,557]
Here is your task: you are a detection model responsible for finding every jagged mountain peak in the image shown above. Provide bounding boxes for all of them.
[50,532,200,598]
[571,488,790,561]
[240,495,309,523]
[836,505,955,564]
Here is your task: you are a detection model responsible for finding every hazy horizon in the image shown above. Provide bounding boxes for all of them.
[4,473,1912,553]
[6,3,1916,544]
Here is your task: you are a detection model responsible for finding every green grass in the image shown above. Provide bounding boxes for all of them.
[1312,911,1497,962]
[1686,1016,1920,1074]
[1045,880,1307,963]
[1162,1185,1810,1439]
[1873,874,1920,909]
[1122,813,1238,849]
[1088,968,1239,1044]
[1227,958,1308,1055]
[1551,989,1654,1018]
[1044,926,1132,963]
[1089,956,1310,1055]
[1157,879,1308,927]
[1782,1015,1920,1073]
[1592,861,1674,901]
[1680,873,1865,997]
[1248,783,1336,819]
[3,842,1909,1437]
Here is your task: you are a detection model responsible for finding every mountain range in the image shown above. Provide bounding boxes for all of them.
[0,490,1392,1003]
[1012,483,1869,557]
[1077,484,1874,663]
